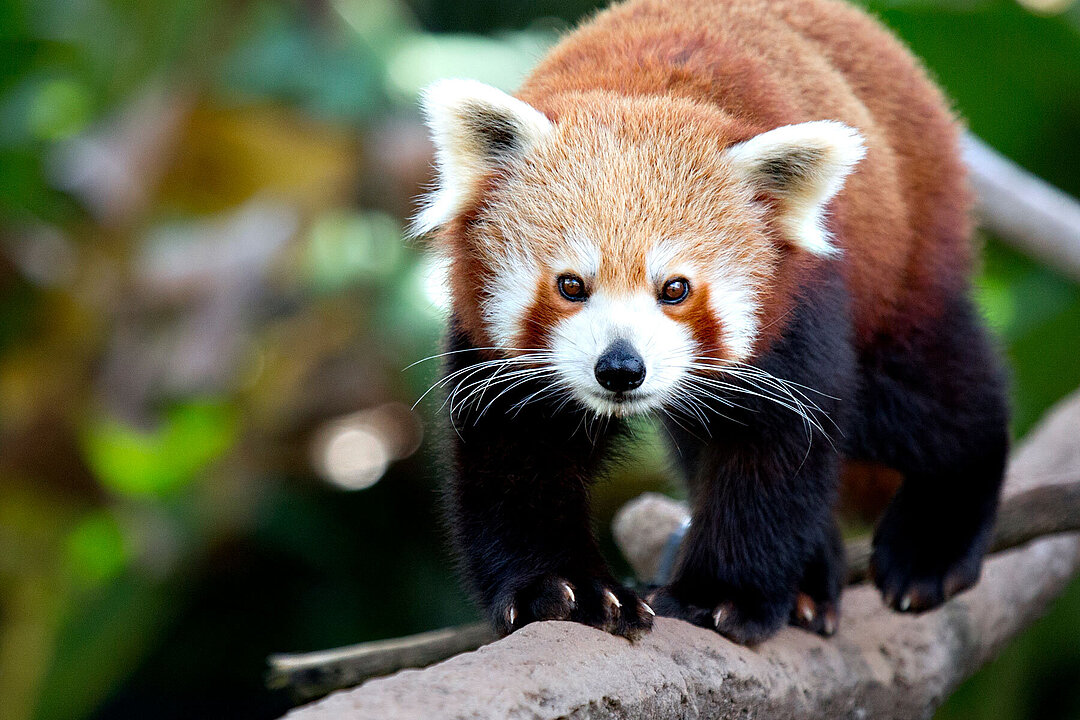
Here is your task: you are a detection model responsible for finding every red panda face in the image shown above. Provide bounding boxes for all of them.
[470,118,775,416]
[415,81,863,417]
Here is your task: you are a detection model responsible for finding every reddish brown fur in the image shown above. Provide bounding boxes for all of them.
[839,460,905,522]
[513,0,972,349]
[445,172,512,352]
[520,278,581,351]
[664,283,726,358]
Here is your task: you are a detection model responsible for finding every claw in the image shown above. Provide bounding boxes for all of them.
[563,582,576,604]
[507,604,517,627]
[641,601,656,616]
[822,609,838,636]
[712,605,728,628]
[795,593,816,625]
[899,594,912,612]
[604,589,622,608]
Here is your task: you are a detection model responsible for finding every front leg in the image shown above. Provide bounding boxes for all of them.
[445,352,653,639]
[650,425,841,645]
[651,270,852,644]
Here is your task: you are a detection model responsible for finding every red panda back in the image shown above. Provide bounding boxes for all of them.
[517,0,972,348]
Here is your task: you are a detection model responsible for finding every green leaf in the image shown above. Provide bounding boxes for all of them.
[64,510,129,587]
[81,400,238,498]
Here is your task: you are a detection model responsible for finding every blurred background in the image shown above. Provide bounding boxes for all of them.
[1,0,1078,718]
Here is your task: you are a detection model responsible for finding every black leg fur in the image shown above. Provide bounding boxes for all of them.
[848,292,1008,612]
[791,519,844,636]
[440,322,653,639]
[652,269,855,644]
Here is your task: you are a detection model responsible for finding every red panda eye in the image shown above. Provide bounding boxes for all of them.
[661,278,690,304]
[557,274,587,301]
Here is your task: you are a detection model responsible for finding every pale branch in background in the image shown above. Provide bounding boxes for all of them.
[962,134,1080,282]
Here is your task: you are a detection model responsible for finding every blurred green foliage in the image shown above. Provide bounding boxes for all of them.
[0,1,1077,719]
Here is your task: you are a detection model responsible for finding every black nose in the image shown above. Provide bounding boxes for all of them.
[594,339,646,392]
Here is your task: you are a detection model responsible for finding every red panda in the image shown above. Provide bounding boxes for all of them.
[413,0,1007,644]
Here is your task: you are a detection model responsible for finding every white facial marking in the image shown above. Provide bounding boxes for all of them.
[550,290,694,417]
[708,276,758,360]
[646,240,683,285]
[483,249,539,350]
[557,232,602,278]
[412,79,554,236]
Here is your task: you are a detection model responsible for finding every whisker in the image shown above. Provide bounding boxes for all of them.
[673,384,747,428]
[475,369,559,420]
[680,360,836,445]
[691,359,841,401]
[455,364,555,418]
[655,411,685,458]
[416,352,555,414]
[508,382,565,417]
[403,346,552,371]
[451,363,549,416]
[659,405,708,444]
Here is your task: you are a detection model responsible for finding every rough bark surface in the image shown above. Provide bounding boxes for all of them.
[284,391,1080,720]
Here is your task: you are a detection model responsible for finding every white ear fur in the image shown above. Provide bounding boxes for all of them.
[725,120,865,256]
[411,79,554,236]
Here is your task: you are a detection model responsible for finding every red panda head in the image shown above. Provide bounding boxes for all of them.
[414,79,864,417]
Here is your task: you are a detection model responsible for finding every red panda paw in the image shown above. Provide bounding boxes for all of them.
[497,575,654,640]
[870,543,983,613]
[646,586,786,646]
[590,582,656,641]
[496,574,576,635]
[872,562,982,614]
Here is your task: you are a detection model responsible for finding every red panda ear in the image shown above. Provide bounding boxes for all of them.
[410,79,554,236]
[724,121,865,256]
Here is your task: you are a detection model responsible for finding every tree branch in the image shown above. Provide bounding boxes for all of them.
[273,389,1080,718]
[963,133,1080,281]
[267,623,496,699]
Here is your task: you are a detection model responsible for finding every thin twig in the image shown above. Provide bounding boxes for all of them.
[267,623,496,700]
